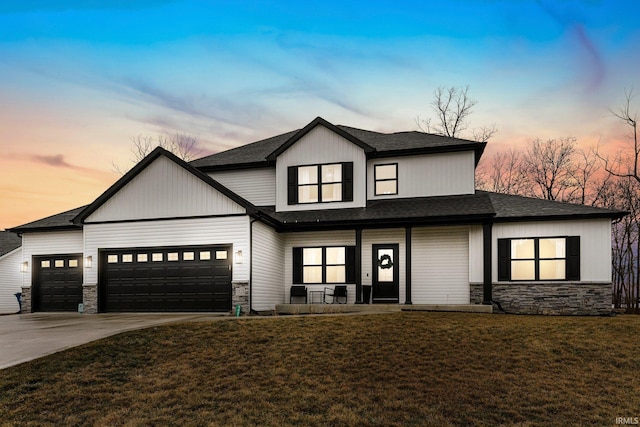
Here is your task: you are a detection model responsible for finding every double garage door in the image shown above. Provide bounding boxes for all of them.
[99,245,232,313]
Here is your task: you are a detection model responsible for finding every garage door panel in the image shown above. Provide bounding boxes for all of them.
[33,255,83,312]
[101,245,232,312]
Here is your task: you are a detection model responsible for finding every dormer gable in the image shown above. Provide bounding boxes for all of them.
[267,116,375,161]
[273,118,369,212]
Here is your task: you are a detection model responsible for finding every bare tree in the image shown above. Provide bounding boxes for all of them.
[570,144,611,206]
[597,88,639,183]
[476,148,529,195]
[113,132,200,175]
[595,89,640,311]
[521,137,578,201]
[416,85,497,142]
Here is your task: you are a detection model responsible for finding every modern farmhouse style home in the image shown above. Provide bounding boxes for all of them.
[9,117,625,315]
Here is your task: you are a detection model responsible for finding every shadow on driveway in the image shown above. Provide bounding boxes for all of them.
[0,313,228,370]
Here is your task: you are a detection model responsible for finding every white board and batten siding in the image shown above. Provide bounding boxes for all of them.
[275,125,367,212]
[468,219,613,283]
[0,248,22,314]
[20,231,84,288]
[208,168,276,206]
[83,216,250,285]
[87,155,245,223]
[411,226,470,304]
[251,221,285,311]
[367,151,475,200]
[283,230,357,304]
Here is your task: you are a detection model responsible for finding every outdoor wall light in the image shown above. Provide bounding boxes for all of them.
[85,255,93,268]
[20,261,28,273]
[235,250,243,264]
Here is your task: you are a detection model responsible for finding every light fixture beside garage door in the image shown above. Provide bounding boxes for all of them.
[235,250,243,264]
[21,261,28,273]
[85,256,92,268]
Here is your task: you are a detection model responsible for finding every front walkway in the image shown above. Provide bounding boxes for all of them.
[275,303,492,315]
[0,313,226,370]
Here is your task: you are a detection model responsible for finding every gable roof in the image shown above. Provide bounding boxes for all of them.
[74,147,259,224]
[8,206,86,234]
[190,117,486,172]
[265,116,375,161]
[0,231,21,257]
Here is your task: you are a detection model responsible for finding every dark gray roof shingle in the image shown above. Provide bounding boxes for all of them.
[260,193,495,230]
[190,119,485,171]
[482,191,626,220]
[9,206,87,233]
[258,191,626,230]
[190,129,298,169]
[0,231,21,257]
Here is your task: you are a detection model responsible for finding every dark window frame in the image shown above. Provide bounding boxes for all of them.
[293,246,356,284]
[374,163,398,196]
[287,162,353,205]
[497,236,580,282]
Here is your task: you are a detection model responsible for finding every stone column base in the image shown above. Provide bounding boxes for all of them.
[20,287,32,313]
[82,284,98,314]
[232,281,249,316]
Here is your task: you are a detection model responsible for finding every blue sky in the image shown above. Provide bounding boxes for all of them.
[1,0,639,229]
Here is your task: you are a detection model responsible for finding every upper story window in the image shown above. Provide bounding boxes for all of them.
[374,163,398,196]
[498,236,580,281]
[288,162,353,205]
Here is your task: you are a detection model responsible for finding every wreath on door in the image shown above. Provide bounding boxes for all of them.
[378,254,393,269]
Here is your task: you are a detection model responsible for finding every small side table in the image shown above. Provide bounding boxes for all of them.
[309,290,325,304]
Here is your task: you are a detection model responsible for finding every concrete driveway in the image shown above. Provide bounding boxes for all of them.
[0,313,225,370]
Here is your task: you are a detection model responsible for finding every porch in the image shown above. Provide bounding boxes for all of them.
[275,303,492,315]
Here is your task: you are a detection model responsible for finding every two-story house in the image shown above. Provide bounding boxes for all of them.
[9,117,625,315]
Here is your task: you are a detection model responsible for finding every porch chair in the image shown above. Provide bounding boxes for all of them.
[290,285,308,304]
[324,285,348,304]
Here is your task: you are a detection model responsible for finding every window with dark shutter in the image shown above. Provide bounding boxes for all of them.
[287,166,298,205]
[292,247,303,284]
[499,236,580,282]
[497,239,510,281]
[292,246,356,284]
[342,162,354,202]
[566,236,581,281]
[287,162,353,205]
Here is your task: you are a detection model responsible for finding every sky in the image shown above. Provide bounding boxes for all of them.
[1,0,639,230]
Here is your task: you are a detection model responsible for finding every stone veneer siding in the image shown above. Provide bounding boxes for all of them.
[82,285,98,314]
[20,287,31,313]
[470,282,612,315]
[232,281,249,316]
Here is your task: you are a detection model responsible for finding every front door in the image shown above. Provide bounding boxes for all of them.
[372,244,399,303]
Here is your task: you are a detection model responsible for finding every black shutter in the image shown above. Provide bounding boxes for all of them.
[342,162,353,202]
[566,236,581,281]
[497,239,510,281]
[293,247,303,284]
[287,166,298,205]
[345,246,356,283]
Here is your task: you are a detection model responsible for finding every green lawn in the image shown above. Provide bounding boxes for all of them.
[1,312,639,426]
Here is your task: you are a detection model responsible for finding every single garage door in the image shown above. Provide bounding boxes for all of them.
[32,254,84,312]
[100,245,232,312]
